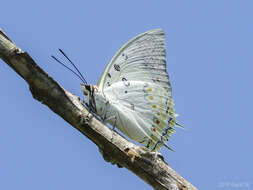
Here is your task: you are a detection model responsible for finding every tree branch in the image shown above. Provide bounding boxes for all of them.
[0,29,197,190]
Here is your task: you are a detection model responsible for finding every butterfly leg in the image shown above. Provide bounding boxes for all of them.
[111,116,117,142]
[149,151,164,160]
[102,112,107,122]
[102,100,110,122]
[81,99,89,109]
[103,115,117,141]
[103,115,117,130]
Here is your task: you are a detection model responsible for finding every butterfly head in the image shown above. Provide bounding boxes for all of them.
[81,84,91,96]
[81,84,99,113]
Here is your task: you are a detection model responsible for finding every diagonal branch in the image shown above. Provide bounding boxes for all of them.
[0,29,197,190]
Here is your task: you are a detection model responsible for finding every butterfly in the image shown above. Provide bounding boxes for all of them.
[53,29,179,151]
[79,29,181,152]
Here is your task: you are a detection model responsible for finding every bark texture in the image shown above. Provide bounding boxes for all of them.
[0,29,197,190]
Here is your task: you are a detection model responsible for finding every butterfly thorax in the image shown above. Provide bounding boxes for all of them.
[81,84,108,118]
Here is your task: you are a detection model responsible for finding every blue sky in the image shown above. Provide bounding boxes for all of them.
[0,1,252,189]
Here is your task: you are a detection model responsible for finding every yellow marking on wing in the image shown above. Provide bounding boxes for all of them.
[169,118,176,126]
[149,96,154,100]
[160,113,166,119]
[169,108,175,115]
[168,99,174,106]
[147,88,152,92]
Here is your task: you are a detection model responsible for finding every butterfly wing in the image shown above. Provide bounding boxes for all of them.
[97,29,176,151]
[97,29,171,96]
[103,81,176,151]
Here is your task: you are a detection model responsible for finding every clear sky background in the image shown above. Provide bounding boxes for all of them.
[0,1,252,190]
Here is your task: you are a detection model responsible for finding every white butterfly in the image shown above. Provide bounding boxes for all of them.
[81,29,179,151]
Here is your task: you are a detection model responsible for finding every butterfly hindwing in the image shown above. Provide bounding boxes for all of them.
[104,80,176,151]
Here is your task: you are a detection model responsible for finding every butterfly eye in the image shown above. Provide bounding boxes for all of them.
[85,85,91,91]
[81,84,91,96]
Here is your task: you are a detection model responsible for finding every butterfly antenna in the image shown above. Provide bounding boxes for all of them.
[51,55,86,84]
[58,49,87,84]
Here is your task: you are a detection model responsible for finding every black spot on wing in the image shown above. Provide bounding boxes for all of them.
[122,77,130,86]
[114,64,120,71]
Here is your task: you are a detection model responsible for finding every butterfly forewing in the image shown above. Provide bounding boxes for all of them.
[97,29,171,94]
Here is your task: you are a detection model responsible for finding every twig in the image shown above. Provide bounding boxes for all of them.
[0,29,197,190]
